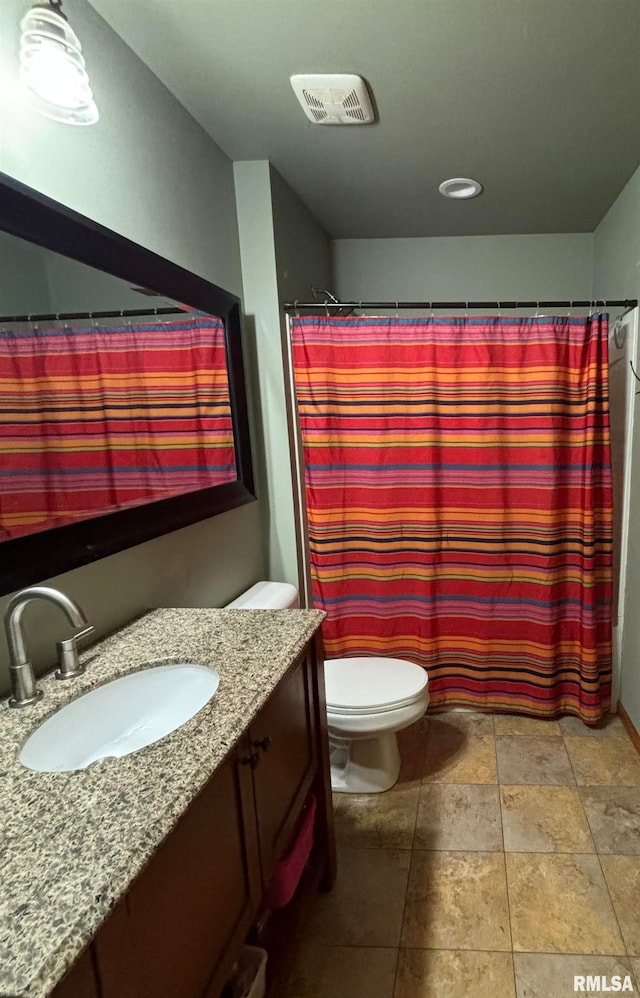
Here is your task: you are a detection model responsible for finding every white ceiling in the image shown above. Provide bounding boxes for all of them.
[89,0,640,239]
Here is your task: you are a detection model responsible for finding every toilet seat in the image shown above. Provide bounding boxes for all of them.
[325,657,428,714]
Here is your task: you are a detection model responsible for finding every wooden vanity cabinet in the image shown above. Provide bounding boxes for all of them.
[94,740,261,998]
[249,652,316,891]
[52,637,335,998]
[50,949,99,998]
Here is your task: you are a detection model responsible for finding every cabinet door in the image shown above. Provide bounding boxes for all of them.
[51,948,100,998]
[95,742,260,998]
[249,654,316,888]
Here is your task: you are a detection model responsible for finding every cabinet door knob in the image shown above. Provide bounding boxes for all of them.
[253,736,272,753]
[240,752,261,769]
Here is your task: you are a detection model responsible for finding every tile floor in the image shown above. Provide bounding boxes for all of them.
[283,710,640,997]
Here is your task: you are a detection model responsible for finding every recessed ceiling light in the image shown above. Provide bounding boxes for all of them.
[439,177,483,199]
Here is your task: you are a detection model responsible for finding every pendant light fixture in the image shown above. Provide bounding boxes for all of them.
[19,0,99,125]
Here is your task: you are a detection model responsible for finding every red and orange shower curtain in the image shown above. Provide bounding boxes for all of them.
[0,314,235,539]
[292,315,613,722]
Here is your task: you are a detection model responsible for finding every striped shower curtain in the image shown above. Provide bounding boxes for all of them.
[292,315,613,722]
[0,314,235,539]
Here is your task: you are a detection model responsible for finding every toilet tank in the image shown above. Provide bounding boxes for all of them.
[225,581,299,609]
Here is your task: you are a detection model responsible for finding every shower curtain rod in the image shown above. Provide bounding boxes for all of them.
[0,306,186,324]
[284,298,637,312]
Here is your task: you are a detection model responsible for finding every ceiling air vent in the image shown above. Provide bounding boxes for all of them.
[290,74,375,125]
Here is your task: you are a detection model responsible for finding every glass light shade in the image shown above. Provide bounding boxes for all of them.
[19,4,99,125]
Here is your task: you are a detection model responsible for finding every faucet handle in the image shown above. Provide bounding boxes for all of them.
[55,625,95,680]
[73,625,95,643]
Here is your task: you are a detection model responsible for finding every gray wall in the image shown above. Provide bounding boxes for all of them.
[271,167,332,592]
[333,233,594,302]
[0,233,53,314]
[593,166,640,303]
[0,237,176,315]
[234,162,331,586]
[271,169,333,308]
[593,163,640,730]
[0,232,174,315]
[0,0,264,694]
[44,252,163,313]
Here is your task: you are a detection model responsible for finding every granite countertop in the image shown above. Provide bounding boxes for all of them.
[0,607,325,998]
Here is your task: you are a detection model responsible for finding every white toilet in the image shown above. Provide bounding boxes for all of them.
[226,582,429,794]
[324,656,429,793]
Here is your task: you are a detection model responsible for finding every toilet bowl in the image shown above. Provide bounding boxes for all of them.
[225,582,429,794]
[325,657,429,793]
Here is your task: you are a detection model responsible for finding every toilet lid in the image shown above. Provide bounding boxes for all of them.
[324,657,428,714]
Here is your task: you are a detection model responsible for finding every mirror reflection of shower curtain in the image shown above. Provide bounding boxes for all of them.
[0,315,236,539]
[291,314,613,723]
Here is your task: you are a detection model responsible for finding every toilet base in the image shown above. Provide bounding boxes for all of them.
[329,732,401,793]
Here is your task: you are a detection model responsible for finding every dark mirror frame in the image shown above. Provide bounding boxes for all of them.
[0,173,255,595]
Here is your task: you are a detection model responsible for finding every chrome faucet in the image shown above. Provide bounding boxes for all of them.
[4,586,95,708]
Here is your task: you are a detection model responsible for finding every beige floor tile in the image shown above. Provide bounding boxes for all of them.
[496,736,575,785]
[416,784,503,851]
[559,714,628,738]
[632,959,640,988]
[333,786,420,850]
[428,710,495,735]
[600,855,640,955]
[501,785,593,853]
[303,847,410,947]
[397,719,429,787]
[565,737,640,786]
[494,715,561,737]
[284,945,398,998]
[514,953,635,998]
[580,787,640,854]
[506,853,624,954]
[422,727,497,784]
[395,949,515,998]
[401,850,511,951]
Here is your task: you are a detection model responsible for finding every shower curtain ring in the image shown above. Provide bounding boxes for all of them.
[294,299,299,318]
[325,300,329,319]
[395,301,399,321]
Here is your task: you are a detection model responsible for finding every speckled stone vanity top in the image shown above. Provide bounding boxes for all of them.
[0,607,325,998]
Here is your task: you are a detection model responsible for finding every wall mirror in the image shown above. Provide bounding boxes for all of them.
[0,174,255,595]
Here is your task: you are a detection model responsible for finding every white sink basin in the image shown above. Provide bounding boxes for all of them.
[20,663,220,773]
